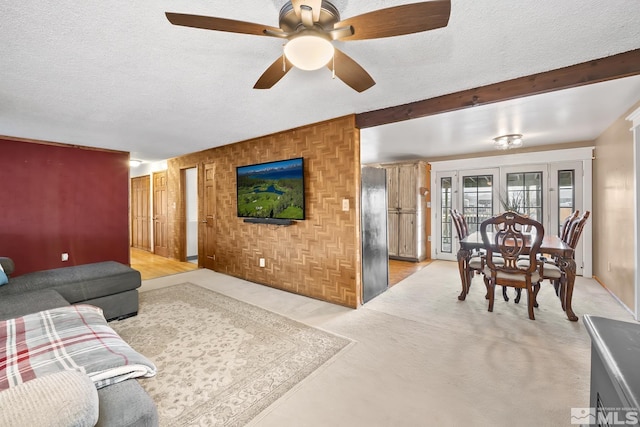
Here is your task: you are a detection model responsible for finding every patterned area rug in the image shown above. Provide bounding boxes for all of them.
[111,283,350,426]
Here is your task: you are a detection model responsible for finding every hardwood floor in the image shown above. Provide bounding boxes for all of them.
[130,247,199,280]
[389,259,432,286]
[131,247,430,285]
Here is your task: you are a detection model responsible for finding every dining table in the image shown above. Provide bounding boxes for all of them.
[457,231,579,321]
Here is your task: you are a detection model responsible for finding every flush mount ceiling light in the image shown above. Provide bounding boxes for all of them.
[129,159,142,167]
[284,34,334,70]
[493,134,524,150]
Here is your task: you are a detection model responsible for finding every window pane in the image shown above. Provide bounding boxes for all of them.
[440,177,452,253]
[505,172,543,222]
[558,170,575,234]
[463,174,493,233]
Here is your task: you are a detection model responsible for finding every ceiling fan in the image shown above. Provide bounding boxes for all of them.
[165,0,451,92]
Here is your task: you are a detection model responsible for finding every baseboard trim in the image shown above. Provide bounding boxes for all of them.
[593,275,636,319]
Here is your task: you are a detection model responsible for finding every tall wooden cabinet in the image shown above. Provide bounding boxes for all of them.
[381,161,429,261]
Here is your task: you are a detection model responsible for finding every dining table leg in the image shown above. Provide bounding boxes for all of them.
[558,257,579,321]
[457,248,471,301]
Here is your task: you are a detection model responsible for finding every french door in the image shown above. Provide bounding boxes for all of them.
[435,168,498,261]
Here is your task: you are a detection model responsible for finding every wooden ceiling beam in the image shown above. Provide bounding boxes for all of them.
[355,48,640,129]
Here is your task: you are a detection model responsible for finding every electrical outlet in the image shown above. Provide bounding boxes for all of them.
[259,258,265,268]
[342,198,349,211]
[61,253,69,262]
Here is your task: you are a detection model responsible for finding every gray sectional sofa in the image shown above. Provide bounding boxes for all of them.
[0,257,158,427]
[0,257,140,321]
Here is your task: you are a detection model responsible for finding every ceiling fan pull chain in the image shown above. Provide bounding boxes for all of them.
[332,55,335,79]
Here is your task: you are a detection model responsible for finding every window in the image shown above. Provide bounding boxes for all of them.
[462,175,493,233]
[505,172,543,221]
[558,170,575,234]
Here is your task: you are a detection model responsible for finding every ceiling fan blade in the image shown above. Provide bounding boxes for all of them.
[291,0,322,22]
[327,49,375,93]
[254,55,294,89]
[165,12,282,37]
[335,0,451,41]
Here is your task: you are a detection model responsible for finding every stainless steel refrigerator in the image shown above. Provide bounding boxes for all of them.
[361,167,389,303]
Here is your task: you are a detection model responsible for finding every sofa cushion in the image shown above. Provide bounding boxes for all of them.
[0,370,99,427]
[0,289,70,321]
[97,379,159,427]
[2,261,141,303]
[85,289,139,321]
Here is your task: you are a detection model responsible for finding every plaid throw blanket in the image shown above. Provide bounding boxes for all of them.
[0,305,156,390]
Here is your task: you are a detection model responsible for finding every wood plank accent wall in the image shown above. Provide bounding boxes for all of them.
[166,115,361,308]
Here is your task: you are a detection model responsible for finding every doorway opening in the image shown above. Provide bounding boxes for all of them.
[185,167,198,265]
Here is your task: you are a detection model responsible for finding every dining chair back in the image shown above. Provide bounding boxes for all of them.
[560,210,580,243]
[567,211,590,250]
[539,211,590,307]
[450,209,469,240]
[480,211,545,320]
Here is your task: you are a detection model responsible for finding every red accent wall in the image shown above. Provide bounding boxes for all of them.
[0,139,130,276]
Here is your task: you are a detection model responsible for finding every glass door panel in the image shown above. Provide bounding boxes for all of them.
[462,174,494,234]
[434,171,457,261]
[557,170,576,234]
[440,176,453,254]
[505,171,543,222]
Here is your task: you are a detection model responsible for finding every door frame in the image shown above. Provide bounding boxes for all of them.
[626,107,640,321]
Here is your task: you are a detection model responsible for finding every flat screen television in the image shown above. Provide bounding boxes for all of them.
[236,157,305,220]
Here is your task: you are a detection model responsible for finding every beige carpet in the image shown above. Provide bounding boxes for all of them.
[111,283,350,427]
[131,263,636,427]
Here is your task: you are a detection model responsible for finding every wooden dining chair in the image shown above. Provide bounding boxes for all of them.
[530,210,579,299]
[451,209,482,283]
[560,210,580,243]
[451,209,511,301]
[480,212,545,320]
[536,211,590,306]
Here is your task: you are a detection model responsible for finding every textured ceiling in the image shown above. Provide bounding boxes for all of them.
[1,1,639,164]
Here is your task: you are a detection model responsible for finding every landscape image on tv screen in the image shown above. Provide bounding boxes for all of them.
[236,157,305,220]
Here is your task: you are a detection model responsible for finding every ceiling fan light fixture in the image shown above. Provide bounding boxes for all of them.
[284,35,334,71]
[493,134,524,150]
